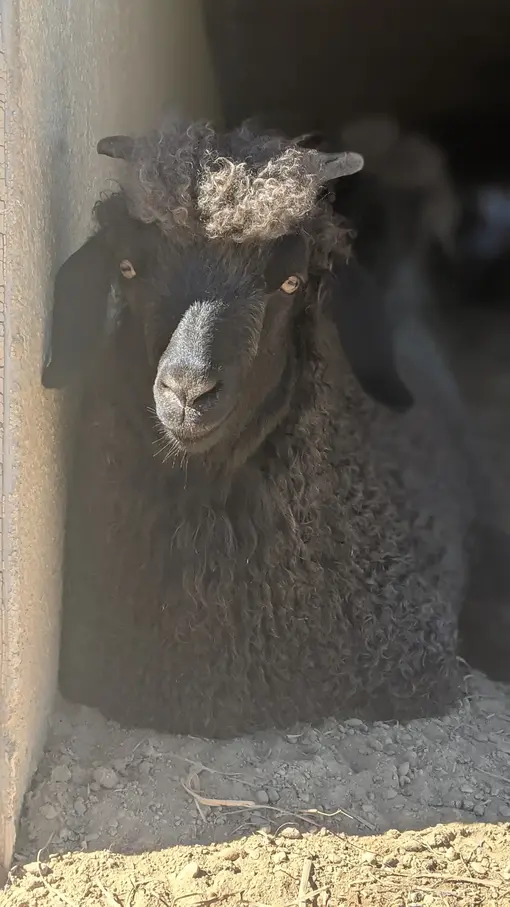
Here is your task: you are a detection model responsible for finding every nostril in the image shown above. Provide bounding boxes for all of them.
[158,376,184,403]
[189,378,222,409]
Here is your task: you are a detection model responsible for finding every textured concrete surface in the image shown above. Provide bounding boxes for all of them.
[0,0,218,874]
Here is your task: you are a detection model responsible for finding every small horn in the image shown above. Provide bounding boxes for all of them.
[97,135,135,160]
[293,131,326,149]
[317,151,365,181]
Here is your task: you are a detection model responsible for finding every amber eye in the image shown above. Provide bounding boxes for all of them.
[120,259,136,279]
[280,275,301,294]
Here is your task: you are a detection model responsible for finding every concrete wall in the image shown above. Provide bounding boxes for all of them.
[0,0,219,875]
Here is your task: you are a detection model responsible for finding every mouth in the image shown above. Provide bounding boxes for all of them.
[162,410,234,455]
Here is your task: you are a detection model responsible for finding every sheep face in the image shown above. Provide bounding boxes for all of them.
[99,210,314,454]
[144,231,312,455]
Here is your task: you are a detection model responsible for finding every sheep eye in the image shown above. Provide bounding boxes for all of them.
[120,259,136,279]
[280,275,301,294]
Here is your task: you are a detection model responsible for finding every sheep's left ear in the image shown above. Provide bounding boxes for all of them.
[42,231,113,389]
[317,151,365,182]
[323,260,414,413]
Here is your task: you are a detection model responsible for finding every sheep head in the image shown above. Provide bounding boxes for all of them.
[43,115,412,461]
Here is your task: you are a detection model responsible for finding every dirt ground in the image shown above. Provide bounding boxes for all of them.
[5,822,510,907]
[4,669,510,906]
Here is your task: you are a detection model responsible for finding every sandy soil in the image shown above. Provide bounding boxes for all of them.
[5,822,510,906]
[3,670,510,905]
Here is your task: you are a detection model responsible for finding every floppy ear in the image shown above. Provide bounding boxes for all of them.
[323,260,414,413]
[42,232,113,389]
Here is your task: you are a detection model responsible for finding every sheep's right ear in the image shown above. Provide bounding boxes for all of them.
[323,260,414,413]
[42,232,112,389]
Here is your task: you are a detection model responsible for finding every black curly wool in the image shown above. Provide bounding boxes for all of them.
[58,117,466,737]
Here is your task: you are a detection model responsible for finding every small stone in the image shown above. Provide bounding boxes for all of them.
[112,759,129,773]
[255,789,269,805]
[24,862,51,876]
[460,783,474,794]
[499,803,510,818]
[177,861,201,881]
[360,851,378,865]
[402,841,424,853]
[40,804,58,821]
[386,788,399,800]
[139,761,152,775]
[73,798,87,816]
[462,799,474,811]
[51,765,71,783]
[470,862,487,876]
[267,787,280,804]
[223,847,242,862]
[93,767,119,789]
[279,826,301,839]
[345,718,364,728]
[272,851,288,864]
[474,804,485,818]
[398,762,410,778]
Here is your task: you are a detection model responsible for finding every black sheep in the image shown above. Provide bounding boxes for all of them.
[43,114,467,737]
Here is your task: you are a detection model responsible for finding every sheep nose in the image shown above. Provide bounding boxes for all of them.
[157,366,220,409]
